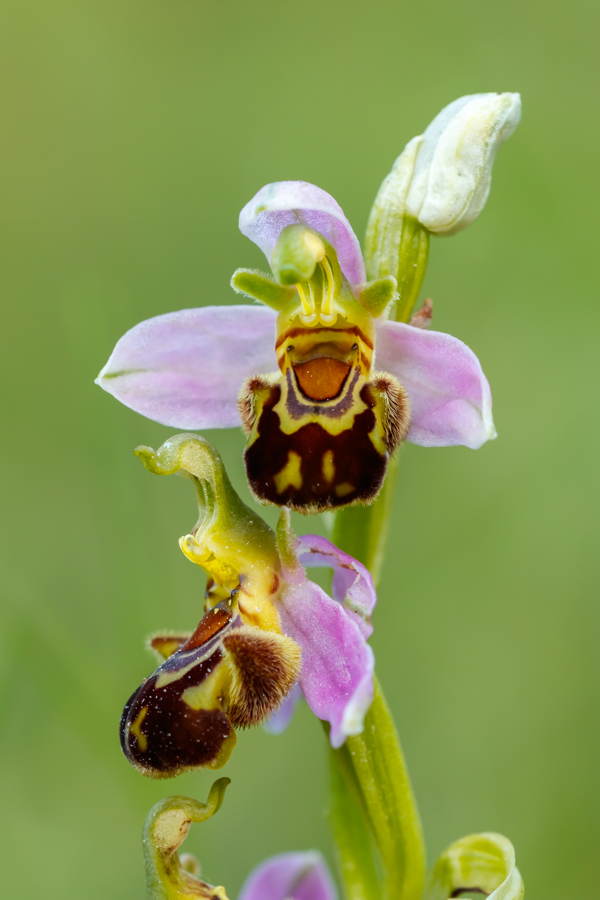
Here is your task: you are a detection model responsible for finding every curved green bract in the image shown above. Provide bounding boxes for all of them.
[143,779,231,899]
[424,832,524,900]
[135,434,280,591]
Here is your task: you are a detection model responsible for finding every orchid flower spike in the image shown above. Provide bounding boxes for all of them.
[143,782,337,900]
[120,434,376,778]
[97,93,511,513]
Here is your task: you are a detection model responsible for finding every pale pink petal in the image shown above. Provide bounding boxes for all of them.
[279,579,374,749]
[264,683,303,734]
[239,851,337,900]
[239,181,366,288]
[375,319,496,449]
[95,306,278,429]
[297,535,376,639]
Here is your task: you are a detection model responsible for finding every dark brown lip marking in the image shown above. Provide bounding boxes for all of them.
[244,382,387,512]
[285,366,361,419]
[450,890,488,898]
[119,645,233,776]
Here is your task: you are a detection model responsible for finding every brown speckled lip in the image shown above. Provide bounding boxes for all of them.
[245,382,387,512]
[119,645,233,777]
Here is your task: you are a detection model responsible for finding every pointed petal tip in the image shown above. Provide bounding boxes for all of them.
[376,320,495,450]
[333,644,375,747]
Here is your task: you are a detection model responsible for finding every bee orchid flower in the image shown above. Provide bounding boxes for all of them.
[120,434,376,778]
[97,181,496,514]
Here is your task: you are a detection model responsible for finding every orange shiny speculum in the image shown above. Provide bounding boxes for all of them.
[293,357,352,401]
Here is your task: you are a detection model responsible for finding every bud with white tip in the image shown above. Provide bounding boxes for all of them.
[405,92,521,235]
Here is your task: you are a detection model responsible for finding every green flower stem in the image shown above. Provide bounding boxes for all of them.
[333,203,429,579]
[330,456,425,900]
[330,676,425,900]
[328,186,431,900]
[394,219,429,324]
[328,740,381,900]
[331,454,399,585]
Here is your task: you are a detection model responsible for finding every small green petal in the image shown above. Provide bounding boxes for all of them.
[424,832,524,900]
[358,276,397,318]
[231,267,296,311]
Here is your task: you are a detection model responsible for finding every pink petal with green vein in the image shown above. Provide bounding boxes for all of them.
[95,305,277,429]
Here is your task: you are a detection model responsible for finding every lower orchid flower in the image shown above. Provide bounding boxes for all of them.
[120,433,376,778]
[97,178,495,515]
[143,780,524,900]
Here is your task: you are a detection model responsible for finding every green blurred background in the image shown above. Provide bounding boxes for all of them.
[1,0,599,896]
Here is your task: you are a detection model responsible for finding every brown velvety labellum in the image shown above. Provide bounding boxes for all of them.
[183,606,232,651]
[245,383,387,512]
[223,627,300,727]
[120,647,232,777]
[293,357,351,401]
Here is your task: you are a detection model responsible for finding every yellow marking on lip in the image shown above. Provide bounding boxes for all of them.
[130,707,148,751]
[274,370,369,437]
[155,650,217,688]
[274,451,303,494]
[276,324,373,352]
[181,665,229,712]
[335,482,355,498]
[322,450,335,483]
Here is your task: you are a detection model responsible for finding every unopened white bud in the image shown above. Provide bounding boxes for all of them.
[405,92,521,235]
